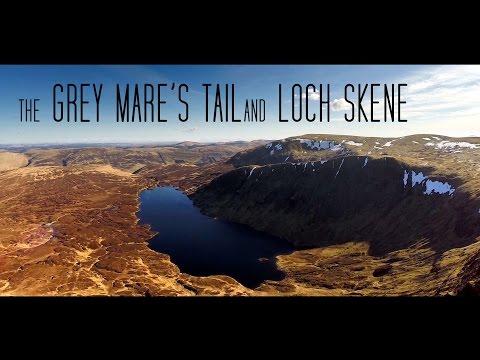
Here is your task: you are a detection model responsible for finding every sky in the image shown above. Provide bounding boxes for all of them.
[0,65,479,144]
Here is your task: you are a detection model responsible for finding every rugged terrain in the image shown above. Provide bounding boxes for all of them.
[193,134,480,295]
[1,135,480,296]
[0,141,262,295]
[19,141,265,172]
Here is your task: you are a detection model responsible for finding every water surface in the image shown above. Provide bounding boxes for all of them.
[138,186,293,288]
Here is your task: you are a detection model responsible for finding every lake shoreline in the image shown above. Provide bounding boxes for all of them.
[138,186,294,289]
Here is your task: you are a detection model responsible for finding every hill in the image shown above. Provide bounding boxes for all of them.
[0,151,29,172]
[192,134,480,295]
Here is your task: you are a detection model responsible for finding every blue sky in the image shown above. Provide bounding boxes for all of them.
[0,65,479,144]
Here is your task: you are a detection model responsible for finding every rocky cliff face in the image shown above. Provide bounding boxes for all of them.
[194,156,478,256]
[192,134,480,294]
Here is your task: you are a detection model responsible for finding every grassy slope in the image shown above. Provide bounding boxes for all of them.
[192,134,480,295]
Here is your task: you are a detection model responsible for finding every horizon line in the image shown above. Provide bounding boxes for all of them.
[0,132,479,147]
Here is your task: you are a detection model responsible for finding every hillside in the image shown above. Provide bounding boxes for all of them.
[0,151,29,172]
[7,140,267,173]
[192,134,480,295]
[0,141,264,296]
[2,135,480,296]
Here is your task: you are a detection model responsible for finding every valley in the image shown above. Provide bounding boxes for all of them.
[1,134,480,296]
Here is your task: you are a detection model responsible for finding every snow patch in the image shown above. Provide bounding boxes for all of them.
[334,158,345,179]
[412,141,419,144]
[403,170,455,196]
[422,137,431,141]
[296,139,336,150]
[383,140,395,147]
[411,171,428,187]
[363,157,368,168]
[267,142,284,155]
[424,179,455,195]
[425,140,479,150]
[345,140,363,147]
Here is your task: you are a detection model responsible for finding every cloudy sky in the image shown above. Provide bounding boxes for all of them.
[0,65,479,144]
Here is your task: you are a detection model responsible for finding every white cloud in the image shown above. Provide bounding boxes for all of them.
[305,92,320,101]
[401,65,480,129]
[298,88,321,101]
[283,66,480,137]
[182,127,198,133]
[330,66,480,136]
[330,98,351,111]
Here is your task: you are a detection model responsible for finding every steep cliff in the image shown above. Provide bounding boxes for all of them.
[192,134,480,294]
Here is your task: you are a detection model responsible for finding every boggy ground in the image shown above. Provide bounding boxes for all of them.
[0,164,251,295]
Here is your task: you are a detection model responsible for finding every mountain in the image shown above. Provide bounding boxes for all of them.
[2,134,480,296]
[192,134,480,295]
[1,140,268,173]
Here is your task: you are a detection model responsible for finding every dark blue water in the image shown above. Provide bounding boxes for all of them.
[138,186,294,288]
